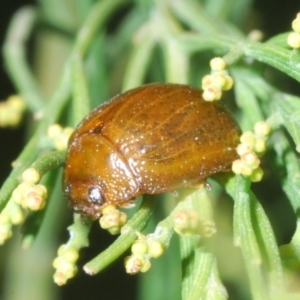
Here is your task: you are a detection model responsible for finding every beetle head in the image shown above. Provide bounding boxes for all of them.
[64,177,104,220]
[63,133,139,220]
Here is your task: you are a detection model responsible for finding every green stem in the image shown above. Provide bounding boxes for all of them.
[3,6,45,112]
[231,68,266,129]
[0,133,40,212]
[71,55,91,126]
[66,213,93,249]
[38,0,81,33]
[187,251,215,300]
[180,236,200,299]
[178,32,300,85]
[265,32,290,47]
[122,23,156,91]
[4,172,67,300]
[73,0,131,57]
[83,195,156,275]
[249,191,285,293]
[0,0,128,214]
[0,65,71,213]
[272,93,300,150]
[270,131,300,214]
[31,151,66,176]
[176,33,239,54]
[161,36,189,84]
[181,242,217,300]
[21,169,61,249]
[179,187,217,298]
[169,0,243,37]
[244,42,300,83]
[225,175,268,300]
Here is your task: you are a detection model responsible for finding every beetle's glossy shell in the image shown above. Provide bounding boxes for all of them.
[63,83,240,219]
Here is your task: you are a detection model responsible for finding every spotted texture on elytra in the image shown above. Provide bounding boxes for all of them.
[63,83,241,219]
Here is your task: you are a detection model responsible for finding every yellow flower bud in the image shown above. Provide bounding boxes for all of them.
[100,204,116,215]
[201,75,213,90]
[174,210,199,236]
[240,131,256,146]
[62,127,74,142]
[210,57,226,71]
[34,184,48,198]
[47,124,63,138]
[140,259,151,273]
[22,168,40,184]
[254,138,266,153]
[250,167,264,182]
[240,164,255,177]
[0,213,10,224]
[62,249,79,263]
[148,240,164,258]
[53,257,64,269]
[99,207,127,235]
[222,74,234,90]
[125,254,148,274]
[10,208,24,225]
[287,32,300,48]
[292,17,300,33]
[213,73,227,89]
[199,220,217,237]
[241,152,260,169]
[54,136,67,151]
[131,240,148,255]
[53,271,67,286]
[254,121,270,137]
[25,192,45,211]
[236,143,253,156]
[57,244,68,256]
[202,86,222,101]
[248,29,264,42]
[12,182,33,204]
[232,159,244,174]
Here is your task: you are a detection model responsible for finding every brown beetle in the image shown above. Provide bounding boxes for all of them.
[63,83,240,219]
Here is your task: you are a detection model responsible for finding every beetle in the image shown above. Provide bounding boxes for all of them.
[63,83,241,219]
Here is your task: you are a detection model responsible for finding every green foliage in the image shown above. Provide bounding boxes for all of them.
[1,0,300,299]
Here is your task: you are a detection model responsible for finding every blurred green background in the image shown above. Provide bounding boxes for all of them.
[1,1,300,299]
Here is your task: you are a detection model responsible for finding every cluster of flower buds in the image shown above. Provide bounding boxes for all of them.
[173,210,216,237]
[99,204,127,235]
[0,200,24,245]
[11,167,47,211]
[232,121,271,182]
[47,124,74,151]
[287,13,300,48]
[202,57,234,101]
[53,244,79,286]
[124,232,164,274]
[0,95,26,127]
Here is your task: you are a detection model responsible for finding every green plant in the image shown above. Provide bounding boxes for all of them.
[1,0,300,299]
